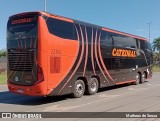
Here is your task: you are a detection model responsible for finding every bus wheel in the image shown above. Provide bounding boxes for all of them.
[135,73,140,85]
[72,80,85,98]
[87,78,98,95]
[141,73,146,84]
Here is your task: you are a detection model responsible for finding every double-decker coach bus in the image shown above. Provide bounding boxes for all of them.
[7,11,153,98]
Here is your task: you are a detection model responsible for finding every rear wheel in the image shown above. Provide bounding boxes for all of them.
[141,73,146,84]
[72,80,85,98]
[87,77,98,95]
[134,73,140,85]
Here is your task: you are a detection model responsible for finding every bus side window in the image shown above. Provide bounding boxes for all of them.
[146,41,152,51]
[126,37,136,49]
[140,40,145,50]
[112,34,136,49]
[136,39,140,49]
[112,34,124,48]
[46,17,77,40]
[100,31,113,46]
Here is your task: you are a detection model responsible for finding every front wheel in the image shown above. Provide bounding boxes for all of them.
[72,80,85,98]
[87,77,99,95]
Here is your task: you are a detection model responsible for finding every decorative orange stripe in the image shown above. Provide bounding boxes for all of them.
[98,31,115,83]
[116,80,136,85]
[95,30,110,85]
[91,28,96,75]
[57,24,84,95]
[83,27,88,76]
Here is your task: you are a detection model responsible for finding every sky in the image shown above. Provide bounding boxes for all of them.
[0,0,160,49]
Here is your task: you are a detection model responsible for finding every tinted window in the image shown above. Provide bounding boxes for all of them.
[46,18,77,40]
[136,39,140,49]
[101,31,113,46]
[112,34,136,48]
[86,26,92,42]
[146,41,152,51]
[140,40,145,49]
[126,37,136,48]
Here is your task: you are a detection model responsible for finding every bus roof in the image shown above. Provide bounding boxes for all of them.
[9,11,148,41]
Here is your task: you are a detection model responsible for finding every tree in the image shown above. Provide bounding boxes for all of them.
[152,37,160,67]
[152,37,160,58]
[0,49,6,57]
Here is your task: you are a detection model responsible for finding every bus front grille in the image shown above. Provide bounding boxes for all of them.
[8,49,35,71]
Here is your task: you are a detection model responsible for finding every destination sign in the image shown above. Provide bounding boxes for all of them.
[11,18,32,24]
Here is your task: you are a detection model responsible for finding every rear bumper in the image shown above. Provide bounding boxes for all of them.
[8,81,47,96]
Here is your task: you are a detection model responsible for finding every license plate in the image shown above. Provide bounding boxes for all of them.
[17,89,24,93]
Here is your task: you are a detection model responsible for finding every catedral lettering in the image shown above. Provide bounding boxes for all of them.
[112,48,136,57]
[11,18,32,24]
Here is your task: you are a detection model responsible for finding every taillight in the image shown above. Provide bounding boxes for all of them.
[34,65,44,85]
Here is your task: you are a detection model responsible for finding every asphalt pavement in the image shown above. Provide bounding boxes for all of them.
[0,72,160,121]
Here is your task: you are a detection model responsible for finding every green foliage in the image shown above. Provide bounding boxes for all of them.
[0,49,6,57]
[152,37,160,65]
[152,37,160,52]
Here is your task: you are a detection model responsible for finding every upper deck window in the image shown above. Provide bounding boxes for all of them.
[46,18,77,40]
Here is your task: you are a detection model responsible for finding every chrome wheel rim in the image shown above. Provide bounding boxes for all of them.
[136,75,139,83]
[76,84,83,95]
[90,81,97,92]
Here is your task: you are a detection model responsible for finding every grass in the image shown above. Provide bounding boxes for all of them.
[0,72,7,85]
[152,65,160,72]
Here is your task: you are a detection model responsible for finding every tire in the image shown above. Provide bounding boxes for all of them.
[134,73,140,85]
[72,80,85,98]
[140,73,146,84]
[87,77,99,95]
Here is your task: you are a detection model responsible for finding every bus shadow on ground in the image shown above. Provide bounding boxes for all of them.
[0,81,147,106]
[0,91,71,106]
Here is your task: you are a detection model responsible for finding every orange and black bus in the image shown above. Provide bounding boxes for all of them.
[7,11,153,97]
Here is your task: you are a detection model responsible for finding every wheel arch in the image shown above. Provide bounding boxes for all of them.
[137,71,142,78]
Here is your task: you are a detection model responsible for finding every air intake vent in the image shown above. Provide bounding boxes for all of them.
[8,49,35,71]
